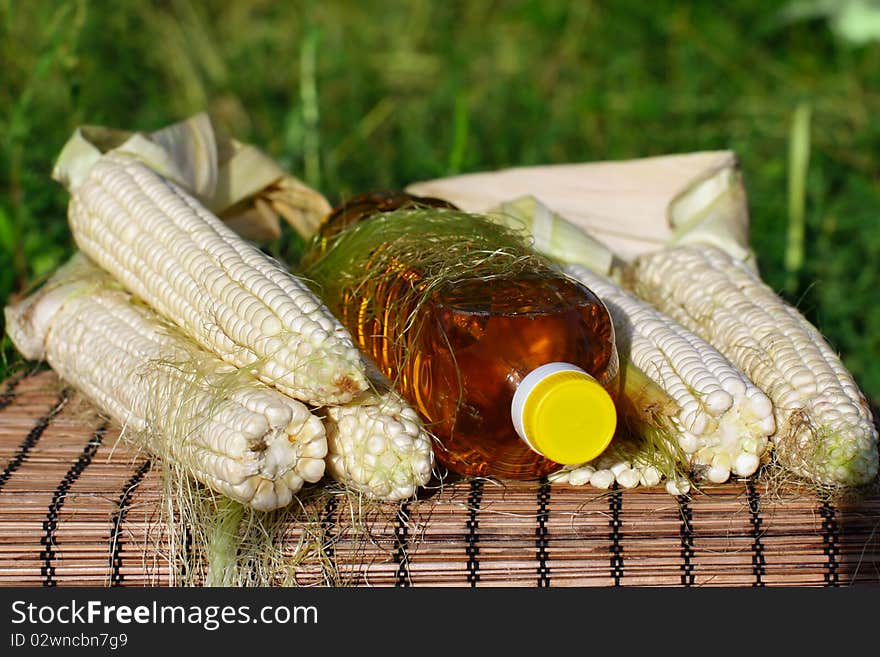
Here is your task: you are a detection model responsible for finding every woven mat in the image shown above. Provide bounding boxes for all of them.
[1,371,878,587]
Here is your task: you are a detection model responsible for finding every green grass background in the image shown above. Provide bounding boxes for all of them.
[1,0,879,405]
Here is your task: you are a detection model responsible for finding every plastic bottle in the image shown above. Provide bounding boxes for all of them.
[304,192,620,480]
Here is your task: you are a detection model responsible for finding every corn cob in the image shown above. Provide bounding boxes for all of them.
[67,151,367,406]
[631,244,879,486]
[322,382,435,500]
[4,255,328,511]
[565,264,775,483]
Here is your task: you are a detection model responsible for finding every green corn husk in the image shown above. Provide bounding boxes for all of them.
[487,195,615,275]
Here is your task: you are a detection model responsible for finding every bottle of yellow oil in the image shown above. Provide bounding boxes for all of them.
[302,193,619,480]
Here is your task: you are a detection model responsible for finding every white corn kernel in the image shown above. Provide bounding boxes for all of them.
[616,468,641,489]
[589,469,615,489]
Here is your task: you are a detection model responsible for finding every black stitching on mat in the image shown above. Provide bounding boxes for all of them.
[536,480,551,587]
[320,495,338,583]
[678,494,695,587]
[0,372,26,412]
[179,525,194,585]
[41,423,107,586]
[746,480,766,587]
[465,479,483,587]
[109,458,153,587]
[819,497,840,587]
[0,390,68,493]
[393,501,411,587]
[609,485,624,585]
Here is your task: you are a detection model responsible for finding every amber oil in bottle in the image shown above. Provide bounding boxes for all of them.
[302,193,619,479]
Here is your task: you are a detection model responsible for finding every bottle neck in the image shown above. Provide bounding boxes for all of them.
[301,191,457,270]
[322,192,456,240]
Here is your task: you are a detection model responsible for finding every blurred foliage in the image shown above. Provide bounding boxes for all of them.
[781,0,880,45]
[1,0,879,404]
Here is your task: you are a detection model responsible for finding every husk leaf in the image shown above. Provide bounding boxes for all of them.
[487,195,615,275]
[406,150,754,264]
[51,112,330,242]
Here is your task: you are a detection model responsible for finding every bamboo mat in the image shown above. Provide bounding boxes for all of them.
[1,371,878,587]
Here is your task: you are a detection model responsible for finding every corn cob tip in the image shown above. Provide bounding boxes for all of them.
[4,253,99,361]
[776,412,878,487]
[323,389,435,501]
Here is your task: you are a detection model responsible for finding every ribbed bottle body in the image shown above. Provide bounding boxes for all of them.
[306,194,619,478]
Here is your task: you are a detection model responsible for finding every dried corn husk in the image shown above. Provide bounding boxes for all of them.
[52,112,330,241]
[407,150,754,267]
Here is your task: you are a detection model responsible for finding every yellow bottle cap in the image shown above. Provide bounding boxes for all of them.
[511,363,617,465]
